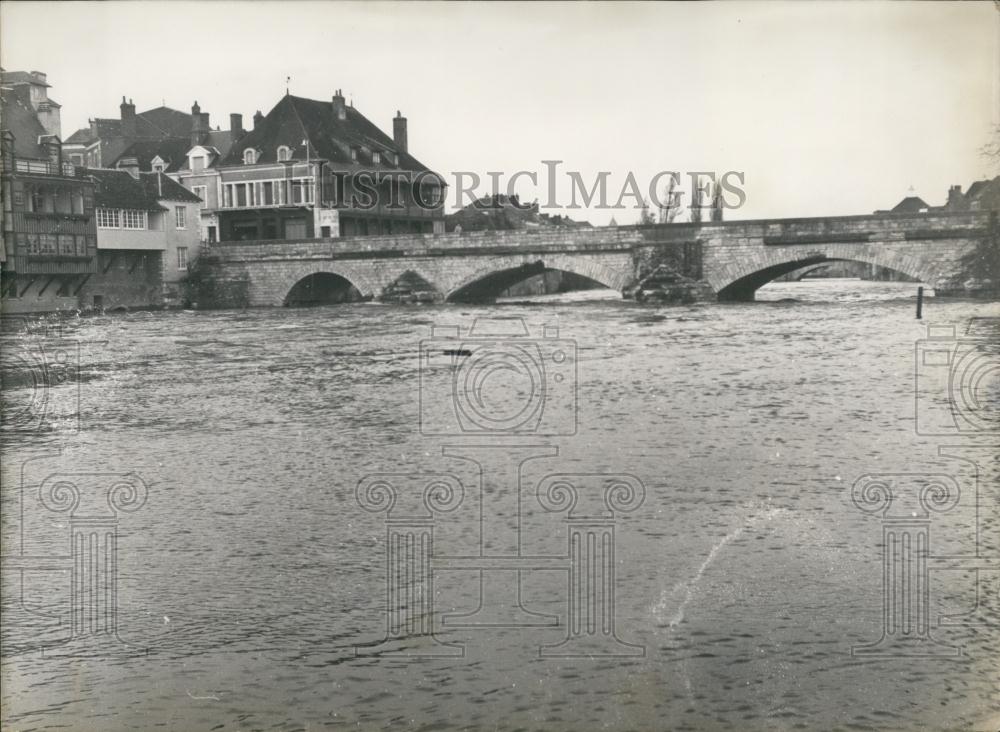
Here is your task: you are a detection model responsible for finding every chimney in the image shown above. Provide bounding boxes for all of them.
[253,110,264,129]
[332,89,346,121]
[190,101,208,146]
[117,156,139,179]
[393,110,408,154]
[946,184,965,211]
[120,96,136,139]
[230,113,244,137]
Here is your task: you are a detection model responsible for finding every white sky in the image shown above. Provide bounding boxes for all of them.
[2,1,997,224]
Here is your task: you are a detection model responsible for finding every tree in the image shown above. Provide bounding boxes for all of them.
[709,180,724,222]
[639,198,656,225]
[980,124,1000,173]
[689,187,703,224]
[658,176,684,223]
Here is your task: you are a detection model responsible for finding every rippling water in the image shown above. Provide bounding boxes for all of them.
[2,280,998,731]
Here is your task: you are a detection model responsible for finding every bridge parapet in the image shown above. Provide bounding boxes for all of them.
[193,210,995,308]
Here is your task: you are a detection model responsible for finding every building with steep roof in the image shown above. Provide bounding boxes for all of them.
[943,177,1000,213]
[63,98,245,173]
[213,91,445,241]
[1,70,98,313]
[877,177,1000,215]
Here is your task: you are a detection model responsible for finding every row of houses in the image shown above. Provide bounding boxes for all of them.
[1,69,447,313]
[877,179,1000,215]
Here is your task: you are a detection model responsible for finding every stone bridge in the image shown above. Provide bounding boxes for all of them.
[197,210,995,306]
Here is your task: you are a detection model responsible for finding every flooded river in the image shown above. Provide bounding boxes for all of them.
[2,280,998,731]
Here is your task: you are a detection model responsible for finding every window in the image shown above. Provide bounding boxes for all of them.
[191,156,205,172]
[152,163,165,173]
[207,226,217,243]
[70,154,83,166]
[373,151,381,165]
[243,148,256,165]
[290,178,315,205]
[262,181,274,205]
[40,234,57,254]
[177,247,188,271]
[97,207,120,228]
[277,146,291,162]
[191,185,207,207]
[122,210,147,230]
[26,233,40,254]
[350,147,358,161]
[421,185,441,207]
[75,235,88,255]
[58,234,75,255]
[175,206,186,229]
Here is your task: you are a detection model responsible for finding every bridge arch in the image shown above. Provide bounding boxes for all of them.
[710,246,934,301]
[444,254,630,303]
[275,263,377,306]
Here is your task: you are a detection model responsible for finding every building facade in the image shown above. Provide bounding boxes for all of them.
[81,164,202,309]
[1,70,99,314]
[213,91,446,241]
[65,97,245,247]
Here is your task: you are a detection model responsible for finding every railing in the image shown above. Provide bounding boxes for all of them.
[9,159,79,177]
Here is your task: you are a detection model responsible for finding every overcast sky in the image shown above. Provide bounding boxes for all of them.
[2,1,997,224]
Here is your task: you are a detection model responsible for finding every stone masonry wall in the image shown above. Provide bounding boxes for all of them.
[197,211,993,308]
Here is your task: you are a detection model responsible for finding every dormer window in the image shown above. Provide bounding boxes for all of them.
[152,163,165,173]
[243,148,257,165]
[277,146,291,162]
[350,147,358,162]
[373,151,381,165]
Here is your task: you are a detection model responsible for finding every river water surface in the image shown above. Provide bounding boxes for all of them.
[1,280,998,731]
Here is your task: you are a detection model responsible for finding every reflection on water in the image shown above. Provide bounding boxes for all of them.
[1,280,998,731]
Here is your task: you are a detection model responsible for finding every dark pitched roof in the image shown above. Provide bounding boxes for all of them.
[0,88,50,159]
[136,106,193,138]
[965,177,1000,210]
[139,171,202,203]
[114,137,192,172]
[890,196,930,213]
[83,168,167,211]
[65,118,122,147]
[965,180,989,199]
[0,70,49,87]
[66,105,194,149]
[64,127,94,145]
[220,94,440,180]
[204,129,238,158]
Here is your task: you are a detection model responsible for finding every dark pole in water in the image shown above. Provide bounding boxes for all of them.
[916,286,924,320]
